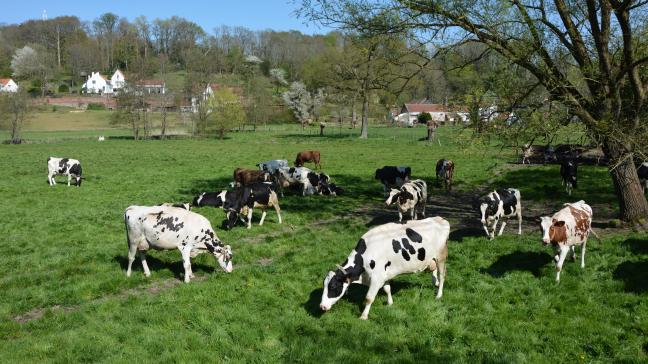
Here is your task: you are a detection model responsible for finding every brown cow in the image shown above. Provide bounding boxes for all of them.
[435,159,454,192]
[233,168,270,187]
[540,200,598,281]
[295,150,321,169]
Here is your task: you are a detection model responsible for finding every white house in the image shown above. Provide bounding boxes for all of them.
[82,72,112,94]
[136,80,166,94]
[110,70,126,92]
[0,78,19,92]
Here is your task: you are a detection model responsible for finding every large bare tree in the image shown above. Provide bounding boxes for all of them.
[300,0,648,221]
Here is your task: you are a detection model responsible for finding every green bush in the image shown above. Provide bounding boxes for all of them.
[58,84,69,93]
[86,103,106,111]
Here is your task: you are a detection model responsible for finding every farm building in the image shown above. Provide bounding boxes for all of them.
[0,78,19,92]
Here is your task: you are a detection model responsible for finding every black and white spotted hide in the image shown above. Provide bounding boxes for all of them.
[47,157,82,187]
[222,182,282,229]
[124,205,233,283]
[560,159,577,195]
[479,188,522,239]
[375,166,411,196]
[320,217,450,320]
[385,179,427,222]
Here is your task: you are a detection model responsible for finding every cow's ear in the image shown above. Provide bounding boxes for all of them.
[553,221,566,227]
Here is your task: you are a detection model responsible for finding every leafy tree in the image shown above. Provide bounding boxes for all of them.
[0,89,30,144]
[204,88,245,139]
[11,45,54,96]
[282,81,325,129]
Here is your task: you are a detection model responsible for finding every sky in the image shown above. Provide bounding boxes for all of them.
[2,0,330,34]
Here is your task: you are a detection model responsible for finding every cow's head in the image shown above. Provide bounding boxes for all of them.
[540,216,566,245]
[225,209,239,230]
[479,197,498,224]
[213,244,233,273]
[385,189,400,205]
[320,267,351,312]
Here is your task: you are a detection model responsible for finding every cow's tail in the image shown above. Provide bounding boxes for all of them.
[589,227,602,243]
[123,209,132,248]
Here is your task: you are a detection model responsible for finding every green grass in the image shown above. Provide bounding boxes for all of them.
[0,125,646,362]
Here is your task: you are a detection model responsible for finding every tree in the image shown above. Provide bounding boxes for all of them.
[282,81,325,129]
[0,90,30,144]
[10,45,54,96]
[300,0,648,222]
[204,89,245,138]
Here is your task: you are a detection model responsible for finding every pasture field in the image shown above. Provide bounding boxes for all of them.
[0,125,646,363]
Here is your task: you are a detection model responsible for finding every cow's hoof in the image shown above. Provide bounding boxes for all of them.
[359,315,368,320]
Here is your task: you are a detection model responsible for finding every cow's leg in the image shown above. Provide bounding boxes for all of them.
[48,173,54,186]
[274,204,282,224]
[126,241,138,277]
[435,259,446,299]
[360,282,383,320]
[570,245,577,261]
[490,219,499,239]
[247,207,253,229]
[517,210,523,235]
[139,250,151,277]
[180,247,193,283]
[398,211,403,222]
[555,245,570,282]
[67,174,71,186]
[259,208,267,226]
[482,222,491,239]
[581,240,587,269]
[497,221,507,236]
[383,284,393,306]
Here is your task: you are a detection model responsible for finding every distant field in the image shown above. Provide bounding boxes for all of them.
[0,125,646,362]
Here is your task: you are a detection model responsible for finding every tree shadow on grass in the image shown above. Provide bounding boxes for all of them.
[113,254,215,280]
[302,281,414,318]
[619,238,648,255]
[481,251,553,278]
[613,260,648,294]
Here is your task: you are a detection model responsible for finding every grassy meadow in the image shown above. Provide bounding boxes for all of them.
[0,123,646,363]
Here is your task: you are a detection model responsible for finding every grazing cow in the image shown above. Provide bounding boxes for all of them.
[540,201,597,281]
[157,202,191,211]
[295,150,321,169]
[233,168,270,187]
[320,217,449,320]
[560,159,578,195]
[320,182,344,196]
[47,157,83,187]
[124,205,233,283]
[274,167,321,196]
[375,166,411,196]
[479,188,522,239]
[385,179,427,222]
[638,162,648,193]
[193,183,282,229]
[257,159,288,174]
[435,159,455,192]
[98,136,105,142]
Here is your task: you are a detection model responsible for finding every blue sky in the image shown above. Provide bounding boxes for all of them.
[3,0,329,34]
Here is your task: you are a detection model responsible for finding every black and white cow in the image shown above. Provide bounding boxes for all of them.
[47,157,82,187]
[385,179,427,222]
[124,205,233,283]
[257,159,288,174]
[638,162,648,193]
[560,159,578,195]
[193,182,282,229]
[320,217,449,320]
[375,166,411,196]
[274,166,327,196]
[157,202,191,211]
[479,188,522,239]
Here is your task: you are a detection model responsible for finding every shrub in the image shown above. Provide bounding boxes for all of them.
[58,84,69,93]
[86,103,106,111]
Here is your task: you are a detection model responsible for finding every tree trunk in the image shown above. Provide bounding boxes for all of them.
[351,98,357,128]
[360,91,369,139]
[603,139,648,222]
[161,108,167,140]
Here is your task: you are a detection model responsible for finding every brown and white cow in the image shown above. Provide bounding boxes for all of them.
[295,150,321,169]
[435,159,454,192]
[233,168,270,187]
[540,200,597,282]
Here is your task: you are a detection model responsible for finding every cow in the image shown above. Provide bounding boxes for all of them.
[257,159,289,174]
[540,200,597,281]
[274,167,322,196]
[295,150,321,169]
[521,144,544,164]
[233,168,270,187]
[385,179,427,222]
[193,183,282,229]
[319,217,449,320]
[638,162,648,193]
[479,188,522,239]
[435,159,455,192]
[157,202,191,211]
[375,166,411,196]
[560,159,578,195]
[320,182,344,196]
[124,205,233,283]
[47,157,83,187]
[98,136,105,142]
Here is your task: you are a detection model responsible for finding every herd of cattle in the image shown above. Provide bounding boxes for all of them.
[46,151,648,319]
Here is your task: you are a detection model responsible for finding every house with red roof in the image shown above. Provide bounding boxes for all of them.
[0,78,19,93]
